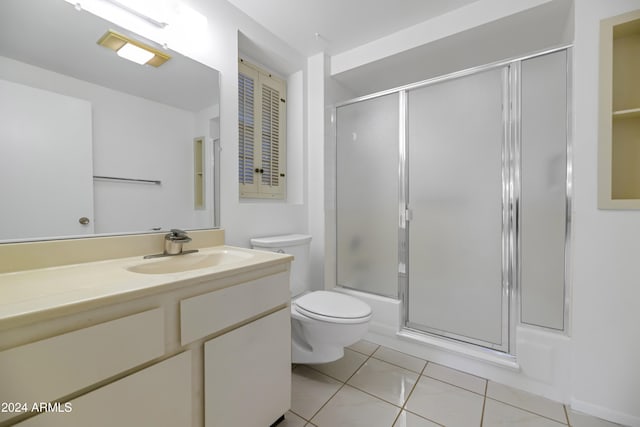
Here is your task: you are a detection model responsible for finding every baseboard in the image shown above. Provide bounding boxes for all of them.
[570,397,640,427]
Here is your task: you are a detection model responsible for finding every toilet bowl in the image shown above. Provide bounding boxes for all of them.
[250,234,372,364]
[291,290,372,363]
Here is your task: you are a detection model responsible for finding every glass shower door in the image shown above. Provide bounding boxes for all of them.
[406,67,510,350]
[336,93,400,298]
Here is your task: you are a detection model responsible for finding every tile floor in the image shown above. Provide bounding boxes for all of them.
[281,340,623,427]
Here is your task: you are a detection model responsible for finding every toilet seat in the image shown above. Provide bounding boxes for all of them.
[294,291,372,324]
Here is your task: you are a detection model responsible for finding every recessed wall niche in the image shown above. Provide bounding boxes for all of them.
[599,9,640,209]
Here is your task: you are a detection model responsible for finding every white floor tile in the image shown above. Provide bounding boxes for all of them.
[424,362,486,395]
[348,340,380,356]
[567,410,623,427]
[372,346,428,374]
[311,384,400,427]
[279,411,310,427]
[291,344,581,427]
[405,376,484,427]
[393,410,441,426]
[307,348,369,382]
[483,398,567,426]
[290,366,342,420]
[347,357,420,406]
[487,382,567,423]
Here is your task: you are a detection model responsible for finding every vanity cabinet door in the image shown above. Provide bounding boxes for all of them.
[17,351,192,427]
[204,307,291,427]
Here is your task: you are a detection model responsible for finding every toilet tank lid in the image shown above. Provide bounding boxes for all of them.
[250,234,312,248]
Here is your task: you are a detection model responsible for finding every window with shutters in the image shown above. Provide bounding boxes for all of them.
[238,59,286,199]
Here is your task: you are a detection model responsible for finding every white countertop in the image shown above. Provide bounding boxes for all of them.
[0,246,292,329]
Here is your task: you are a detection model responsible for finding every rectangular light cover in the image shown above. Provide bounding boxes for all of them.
[117,42,155,64]
[97,30,171,67]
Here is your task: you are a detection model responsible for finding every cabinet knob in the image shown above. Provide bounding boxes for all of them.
[79,217,90,225]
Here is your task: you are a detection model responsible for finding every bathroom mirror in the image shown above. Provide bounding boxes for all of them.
[0,0,220,242]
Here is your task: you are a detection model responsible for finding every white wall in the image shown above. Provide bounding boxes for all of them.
[91,87,198,233]
[286,70,305,206]
[571,1,640,424]
[307,53,326,291]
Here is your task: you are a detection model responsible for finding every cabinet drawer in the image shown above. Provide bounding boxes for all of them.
[0,308,164,423]
[180,271,289,345]
[17,351,191,427]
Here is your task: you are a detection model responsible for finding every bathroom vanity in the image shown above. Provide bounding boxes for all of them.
[0,232,292,427]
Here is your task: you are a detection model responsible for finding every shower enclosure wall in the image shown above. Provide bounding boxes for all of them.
[335,48,571,353]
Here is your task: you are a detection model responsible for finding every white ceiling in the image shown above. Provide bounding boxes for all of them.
[227,0,482,57]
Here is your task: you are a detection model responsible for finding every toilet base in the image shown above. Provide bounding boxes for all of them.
[290,308,370,364]
[291,339,345,364]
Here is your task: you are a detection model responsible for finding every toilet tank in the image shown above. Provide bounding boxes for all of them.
[250,234,312,297]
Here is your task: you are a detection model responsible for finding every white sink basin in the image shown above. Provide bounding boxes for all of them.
[126,249,254,274]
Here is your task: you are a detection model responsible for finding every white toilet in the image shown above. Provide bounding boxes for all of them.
[250,234,372,364]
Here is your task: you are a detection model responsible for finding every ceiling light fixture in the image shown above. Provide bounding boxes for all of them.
[97,30,171,67]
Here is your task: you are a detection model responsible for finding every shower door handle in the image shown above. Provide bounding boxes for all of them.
[402,208,413,223]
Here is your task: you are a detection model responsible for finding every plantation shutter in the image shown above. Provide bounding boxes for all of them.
[260,79,281,192]
[239,65,258,195]
[238,60,286,199]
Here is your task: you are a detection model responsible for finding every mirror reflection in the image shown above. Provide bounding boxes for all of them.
[0,0,220,242]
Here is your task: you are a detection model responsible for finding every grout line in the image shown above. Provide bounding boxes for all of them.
[372,344,424,359]
[288,409,310,423]
[305,351,368,384]
[368,351,428,375]
[342,348,438,426]
[563,404,571,426]
[370,354,427,375]
[306,381,346,423]
[421,361,489,396]
[291,365,344,424]
[480,380,489,426]
[304,349,374,424]
[421,374,487,397]
[347,343,381,357]
[390,359,433,426]
[343,382,407,414]
[344,350,372,384]
[480,393,487,426]
[418,370,488,399]
[485,396,569,425]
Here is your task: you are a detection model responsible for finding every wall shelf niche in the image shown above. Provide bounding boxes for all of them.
[194,136,205,210]
[599,10,640,209]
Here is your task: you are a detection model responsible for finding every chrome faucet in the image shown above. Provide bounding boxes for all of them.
[144,229,199,259]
